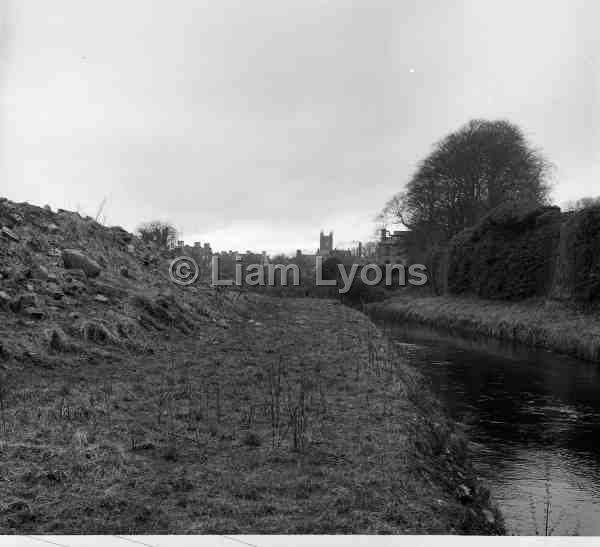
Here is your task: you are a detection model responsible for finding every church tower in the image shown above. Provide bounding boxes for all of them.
[318,230,333,256]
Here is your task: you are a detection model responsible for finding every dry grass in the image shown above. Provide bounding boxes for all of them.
[369,295,600,362]
[0,297,502,534]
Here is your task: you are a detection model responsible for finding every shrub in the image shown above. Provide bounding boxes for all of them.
[446,203,563,300]
[552,205,600,304]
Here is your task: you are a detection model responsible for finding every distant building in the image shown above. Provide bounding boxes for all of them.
[166,232,178,250]
[191,241,213,266]
[332,248,351,258]
[318,231,333,257]
[376,229,410,265]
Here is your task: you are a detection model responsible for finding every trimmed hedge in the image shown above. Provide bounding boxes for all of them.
[445,203,563,300]
[552,206,600,304]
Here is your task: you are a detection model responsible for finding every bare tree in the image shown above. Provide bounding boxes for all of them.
[137,220,177,247]
[563,196,600,211]
[381,119,552,248]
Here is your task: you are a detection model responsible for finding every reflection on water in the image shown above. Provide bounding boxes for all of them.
[383,321,600,535]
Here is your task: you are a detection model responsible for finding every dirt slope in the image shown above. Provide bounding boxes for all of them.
[0,197,241,366]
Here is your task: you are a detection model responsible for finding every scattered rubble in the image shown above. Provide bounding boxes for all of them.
[0,196,224,365]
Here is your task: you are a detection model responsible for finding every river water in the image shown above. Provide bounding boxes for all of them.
[383,321,600,536]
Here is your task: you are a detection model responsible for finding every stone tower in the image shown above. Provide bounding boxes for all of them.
[318,231,333,256]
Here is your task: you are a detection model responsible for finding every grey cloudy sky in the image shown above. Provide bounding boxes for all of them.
[1,0,599,254]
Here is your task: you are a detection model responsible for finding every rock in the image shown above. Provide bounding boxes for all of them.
[120,266,134,279]
[63,279,86,296]
[61,249,102,278]
[29,264,49,280]
[7,500,31,513]
[27,237,49,253]
[482,509,495,525]
[44,204,52,212]
[456,484,473,502]
[0,266,26,283]
[94,294,109,303]
[139,312,165,331]
[142,252,158,266]
[10,292,38,312]
[89,280,127,298]
[65,269,86,282]
[126,244,135,254]
[46,328,74,352]
[216,318,229,329]
[47,273,59,283]
[24,307,45,320]
[79,320,119,344]
[50,290,64,301]
[1,226,19,242]
[46,223,59,233]
[0,291,11,311]
[111,226,133,244]
[9,213,24,224]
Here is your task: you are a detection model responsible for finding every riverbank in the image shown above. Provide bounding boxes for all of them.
[368,295,600,362]
[0,295,503,533]
[0,199,502,533]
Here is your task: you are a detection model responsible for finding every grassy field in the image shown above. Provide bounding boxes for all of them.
[369,295,600,362]
[0,296,502,534]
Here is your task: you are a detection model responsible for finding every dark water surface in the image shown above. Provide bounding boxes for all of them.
[383,321,600,535]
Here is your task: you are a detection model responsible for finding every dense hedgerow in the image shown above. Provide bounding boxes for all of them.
[446,203,563,300]
[553,205,600,304]
[426,244,450,296]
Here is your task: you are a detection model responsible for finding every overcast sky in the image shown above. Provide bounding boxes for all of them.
[1,1,599,254]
